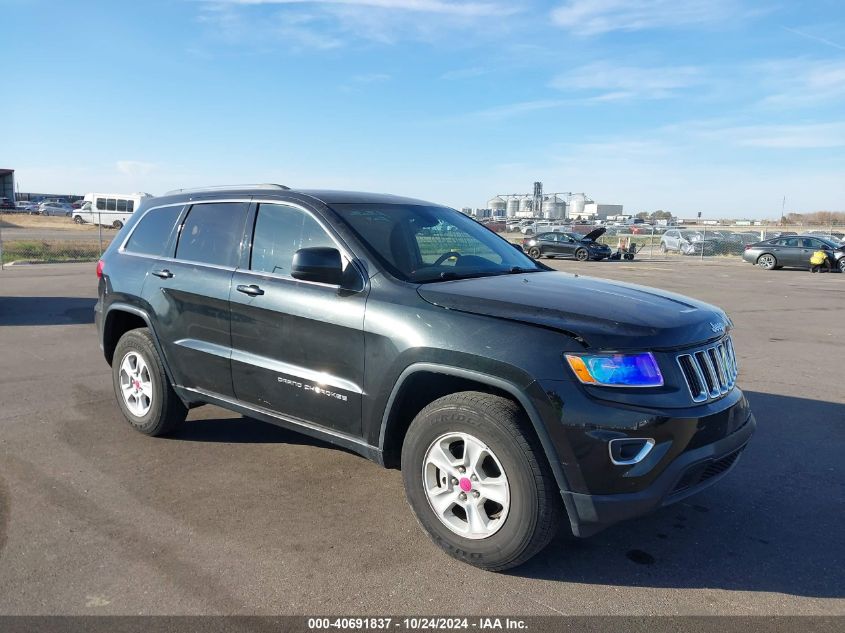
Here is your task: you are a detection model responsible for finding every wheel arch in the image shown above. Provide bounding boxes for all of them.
[377,363,570,494]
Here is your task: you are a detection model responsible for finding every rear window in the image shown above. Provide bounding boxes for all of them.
[124,206,183,256]
[175,202,248,267]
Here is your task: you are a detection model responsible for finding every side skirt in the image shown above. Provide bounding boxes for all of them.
[175,386,382,463]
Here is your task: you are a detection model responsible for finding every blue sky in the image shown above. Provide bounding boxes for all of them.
[2,0,844,217]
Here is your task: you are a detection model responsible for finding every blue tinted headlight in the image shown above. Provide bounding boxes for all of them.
[565,352,663,387]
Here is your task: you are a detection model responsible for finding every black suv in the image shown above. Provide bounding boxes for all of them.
[95,185,755,570]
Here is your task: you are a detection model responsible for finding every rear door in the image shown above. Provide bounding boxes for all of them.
[142,201,249,398]
[229,201,367,436]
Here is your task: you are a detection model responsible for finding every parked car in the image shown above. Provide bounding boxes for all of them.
[742,236,845,272]
[95,184,755,571]
[660,229,717,255]
[522,228,612,261]
[13,201,37,213]
[630,224,653,235]
[38,202,73,217]
[0,197,14,210]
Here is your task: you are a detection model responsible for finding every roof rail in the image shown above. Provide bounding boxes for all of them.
[163,183,290,195]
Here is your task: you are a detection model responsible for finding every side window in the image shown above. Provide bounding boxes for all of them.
[175,202,249,267]
[106,198,116,211]
[127,200,134,213]
[96,198,105,211]
[251,203,334,275]
[124,206,183,256]
[116,199,127,213]
[783,238,799,247]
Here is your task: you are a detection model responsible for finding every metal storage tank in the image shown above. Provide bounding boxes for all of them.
[505,198,520,217]
[487,197,506,214]
[569,193,586,219]
[542,197,566,219]
[519,197,534,214]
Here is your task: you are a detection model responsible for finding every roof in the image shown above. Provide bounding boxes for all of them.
[155,185,441,208]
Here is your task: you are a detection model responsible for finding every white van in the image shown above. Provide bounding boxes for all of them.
[73,192,153,228]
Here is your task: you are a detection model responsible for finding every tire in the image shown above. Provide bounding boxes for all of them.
[112,220,124,229]
[527,246,540,259]
[401,392,562,571]
[839,259,845,274]
[757,253,777,270]
[660,243,667,254]
[575,248,588,262]
[73,215,84,224]
[112,328,187,436]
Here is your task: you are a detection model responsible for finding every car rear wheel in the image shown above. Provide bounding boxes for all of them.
[660,243,668,254]
[112,220,124,229]
[575,248,588,261]
[757,253,777,270]
[112,328,187,436]
[401,392,562,571]
[527,246,540,259]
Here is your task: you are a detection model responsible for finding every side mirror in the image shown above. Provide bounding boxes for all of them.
[291,247,344,286]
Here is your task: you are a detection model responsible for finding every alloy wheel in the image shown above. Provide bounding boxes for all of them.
[758,254,776,269]
[118,351,153,417]
[421,432,510,540]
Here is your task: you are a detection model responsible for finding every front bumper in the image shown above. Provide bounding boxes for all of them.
[561,411,754,537]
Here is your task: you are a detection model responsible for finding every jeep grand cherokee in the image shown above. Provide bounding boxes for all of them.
[95,184,755,571]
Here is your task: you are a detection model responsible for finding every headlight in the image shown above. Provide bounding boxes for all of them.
[565,353,663,387]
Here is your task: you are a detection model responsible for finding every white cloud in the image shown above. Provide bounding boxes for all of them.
[221,0,516,17]
[116,161,157,177]
[551,62,702,99]
[705,122,845,148]
[550,0,742,35]
[755,58,845,107]
[469,99,570,120]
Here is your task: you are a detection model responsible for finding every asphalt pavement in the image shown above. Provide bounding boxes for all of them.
[0,259,842,615]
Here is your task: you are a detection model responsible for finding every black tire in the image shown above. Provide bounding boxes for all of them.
[527,246,541,259]
[660,243,667,254]
[112,220,124,229]
[839,259,845,274]
[575,248,588,262]
[73,215,84,224]
[112,328,187,436]
[401,392,562,571]
[757,253,777,270]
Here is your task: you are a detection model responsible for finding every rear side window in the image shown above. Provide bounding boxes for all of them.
[106,198,116,211]
[251,203,334,275]
[96,198,106,210]
[124,206,183,256]
[176,202,248,267]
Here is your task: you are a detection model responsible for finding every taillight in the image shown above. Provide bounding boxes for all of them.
[96,259,104,279]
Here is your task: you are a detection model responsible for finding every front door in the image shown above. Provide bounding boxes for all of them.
[229,201,367,436]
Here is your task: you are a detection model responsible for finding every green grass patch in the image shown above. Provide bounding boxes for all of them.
[1,240,106,264]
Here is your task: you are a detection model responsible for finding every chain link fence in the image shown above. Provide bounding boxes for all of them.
[502,223,845,265]
[0,208,118,269]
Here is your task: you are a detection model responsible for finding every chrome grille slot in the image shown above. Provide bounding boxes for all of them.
[677,336,738,403]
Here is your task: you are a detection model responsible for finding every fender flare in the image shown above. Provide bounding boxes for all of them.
[377,362,571,494]
[103,302,178,387]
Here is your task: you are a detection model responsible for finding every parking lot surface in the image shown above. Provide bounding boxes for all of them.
[0,260,842,615]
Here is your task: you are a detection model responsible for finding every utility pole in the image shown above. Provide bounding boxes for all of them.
[780,195,786,225]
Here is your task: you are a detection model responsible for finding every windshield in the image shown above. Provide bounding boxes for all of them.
[331,203,543,283]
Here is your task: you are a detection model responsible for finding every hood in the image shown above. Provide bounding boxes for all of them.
[417,272,729,350]
[582,227,606,242]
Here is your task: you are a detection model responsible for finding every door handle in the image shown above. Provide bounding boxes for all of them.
[151,269,174,279]
[237,284,264,296]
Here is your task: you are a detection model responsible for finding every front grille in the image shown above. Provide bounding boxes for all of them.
[676,336,738,403]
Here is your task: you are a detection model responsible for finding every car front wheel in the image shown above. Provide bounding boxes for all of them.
[575,248,588,261]
[839,258,845,273]
[401,392,562,571]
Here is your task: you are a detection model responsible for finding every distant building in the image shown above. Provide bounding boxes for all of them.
[581,202,623,220]
[0,169,14,202]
